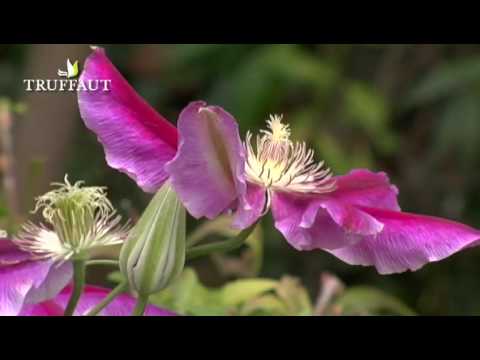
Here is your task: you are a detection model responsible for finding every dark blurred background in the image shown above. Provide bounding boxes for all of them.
[2,44,480,315]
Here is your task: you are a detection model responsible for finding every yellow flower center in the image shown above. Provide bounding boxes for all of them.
[245,115,336,194]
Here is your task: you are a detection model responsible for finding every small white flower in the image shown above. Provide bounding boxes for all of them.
[13,175,129,262]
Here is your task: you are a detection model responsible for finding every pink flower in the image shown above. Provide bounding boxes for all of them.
[0,238,72,315]
[78,47,178,193]
[78,47,480,274]
[19,285,177,316]
[0,237,176,316]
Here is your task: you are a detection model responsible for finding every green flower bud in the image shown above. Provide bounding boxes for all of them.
[119,181,186,296]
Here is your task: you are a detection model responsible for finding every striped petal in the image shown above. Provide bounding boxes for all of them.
[232,182,267,229]
[78,47,178,192]
[328,207,480,274]
[0,239,72,315]
[272,169,400,251]
[271,192,367,250]
[165,101,246,219]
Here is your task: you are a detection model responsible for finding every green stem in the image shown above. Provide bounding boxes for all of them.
[86,281,128,316]
[86,259,119,267]
[64,258,86,316]
[132,294,149,316]
[186,222,257,261]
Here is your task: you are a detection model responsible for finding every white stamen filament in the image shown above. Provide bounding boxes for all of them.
[245,115,337,195]
[13,175,129,262]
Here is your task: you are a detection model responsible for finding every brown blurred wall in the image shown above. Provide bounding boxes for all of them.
[14,44,91,214]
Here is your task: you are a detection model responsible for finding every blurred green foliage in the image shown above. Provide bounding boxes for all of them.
[3,44,480,315]
[110,266,415,316]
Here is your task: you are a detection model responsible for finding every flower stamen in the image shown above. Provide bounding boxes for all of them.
[13,175,129,262]
[245,115,337,194]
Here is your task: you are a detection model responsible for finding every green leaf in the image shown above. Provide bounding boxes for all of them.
[221,278,278,307]
[240,294,290,316]
[275,276,313,316]
[107,271,124,284]
[149,268,314,316]
[333,286,415,316]
[150,268,227,316]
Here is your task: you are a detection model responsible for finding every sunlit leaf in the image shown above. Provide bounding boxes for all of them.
[221,278,278,307]
[275,276,313,316]
[150,268,225,316]
[148,267,314,316]
[333,286,415,316]
[240,294,289,316]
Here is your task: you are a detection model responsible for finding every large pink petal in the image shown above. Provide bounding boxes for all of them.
[272,169,399,250]
[0,239,72,315]
[328,169,401,211]
[18,300,64,316]
[23,261,73,306]
[78,47,178,192]
[232,182,266,229]
[165,101,246,219]
[303,197,384,237]
[271,192,366,250]
[328,207,480,274]
[20,285,177,316]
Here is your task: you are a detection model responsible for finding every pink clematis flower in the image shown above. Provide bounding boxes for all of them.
[0,238,72,315]
[78,47,480,274]
[0,237,175,316]
[19,285,177,316]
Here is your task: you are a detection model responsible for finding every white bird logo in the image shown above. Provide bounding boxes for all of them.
[57,59,79,78]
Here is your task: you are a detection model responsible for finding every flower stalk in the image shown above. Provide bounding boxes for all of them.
[64,258,86,316]
[86,259,119,267]
[132,294,149,316]
[186,222,258,261]
[86,280,128,316]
